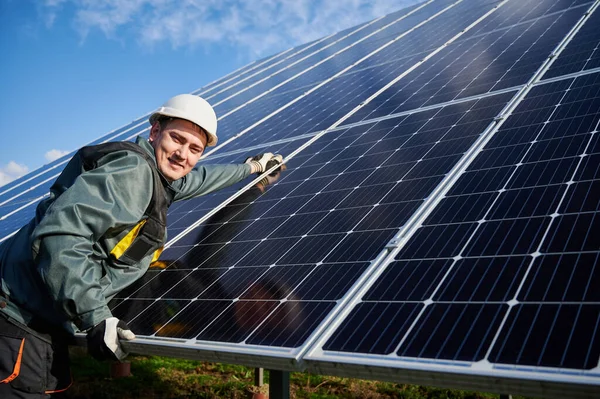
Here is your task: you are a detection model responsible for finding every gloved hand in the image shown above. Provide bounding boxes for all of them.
[245,153,284,174]
[87,317,136,361]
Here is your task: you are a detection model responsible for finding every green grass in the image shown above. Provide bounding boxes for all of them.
[64,351,533,399]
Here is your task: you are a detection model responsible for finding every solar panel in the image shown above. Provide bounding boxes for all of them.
[109,90,513,354]
[346,2,590,122]
[305,12,600,399]
[3,0,600,397]
[220,0,505,150]
[543,3,600,78]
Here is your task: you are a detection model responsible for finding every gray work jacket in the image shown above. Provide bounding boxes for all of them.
[0,136,251,333]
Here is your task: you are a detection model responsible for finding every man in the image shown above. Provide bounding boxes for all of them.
[0,94,283,398]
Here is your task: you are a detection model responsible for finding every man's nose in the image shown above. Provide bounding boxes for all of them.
[176,145,189,159]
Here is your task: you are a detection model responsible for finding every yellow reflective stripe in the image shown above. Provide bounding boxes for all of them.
[110,220,147,260]
[151,247,164,263]
[150,260,168,270]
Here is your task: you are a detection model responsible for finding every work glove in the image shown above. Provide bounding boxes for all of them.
[87,317,136,361]
[245,153,284,174]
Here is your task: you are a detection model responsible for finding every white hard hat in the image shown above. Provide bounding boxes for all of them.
[149,94,218,146]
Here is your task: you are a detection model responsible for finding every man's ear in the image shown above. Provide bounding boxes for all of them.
[149,122,160,142]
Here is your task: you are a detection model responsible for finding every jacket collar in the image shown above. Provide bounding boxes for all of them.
[136,136,159,164]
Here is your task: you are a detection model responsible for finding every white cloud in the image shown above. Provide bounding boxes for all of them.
[45,149,70,162]
[40,0,420,57]
[0,161,29,188]
[40,0,68,28]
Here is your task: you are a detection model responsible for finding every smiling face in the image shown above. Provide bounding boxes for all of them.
[149,117,208,181]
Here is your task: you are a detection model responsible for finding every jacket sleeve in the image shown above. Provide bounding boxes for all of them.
[173,163,253,201]
[31,152,153,331]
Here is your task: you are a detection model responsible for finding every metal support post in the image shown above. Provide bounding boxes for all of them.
[254,367,264,386]
[268,369,290,399]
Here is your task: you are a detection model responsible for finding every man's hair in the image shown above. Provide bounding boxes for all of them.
[155,116,209,144]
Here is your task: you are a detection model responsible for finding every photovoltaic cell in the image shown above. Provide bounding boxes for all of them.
[543,4,600,79]
[346,5,587,123]
[460,0,592,40]
[323,71,600,371]
[221,1,505,151]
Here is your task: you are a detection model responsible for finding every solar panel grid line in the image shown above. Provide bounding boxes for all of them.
[461,0,600,125]
[112,91,516,368]
[207,87,516,165]
[441,75,600,370]
[201,0,469,158]
[194,34,352,99]
[0,118,147,201]
[537,64,600,85]
[188,44,289,96]
[198,38,327,100]
[543,0,600,62]
[195,36,324,97]
[303,0,600,379]
[459,5,587,100]
[454,0,593,43]
[201,9,396,104]
[206,1,460,121]
[0,174,57,208]
[542,0,600,78]
[302,76,600,399]
[0,117,150,210]
[206,132,321,162]
[218,1,524,151]
[165,155,297,247]
[191,55,269,96]
[296,115,505,359]
[0,162,64,199]
[117,251,395,364]
[166,0,510,249]
[334,79,588,345]
[347,0,598,255]
[202,83,522,164]
[346,2,593,124]
[0,195,49,243]
[209,0,452,118]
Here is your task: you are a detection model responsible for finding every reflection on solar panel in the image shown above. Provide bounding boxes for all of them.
[3,0,600,397]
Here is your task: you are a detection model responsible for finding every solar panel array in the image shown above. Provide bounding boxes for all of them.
[2,0,600,397]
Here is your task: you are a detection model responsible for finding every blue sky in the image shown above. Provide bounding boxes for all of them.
[0,0,419,186]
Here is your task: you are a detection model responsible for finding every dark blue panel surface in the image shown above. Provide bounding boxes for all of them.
[324,71,600,370]
[461,0,591,40]
[219,0,503,151]
[209,0,457,114]
[543,4,600,79]
[347,6,585,123]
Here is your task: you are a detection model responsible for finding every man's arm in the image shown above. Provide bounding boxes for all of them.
[173,153,284,201]
[172,163,252,201]
[31,152,153,331]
